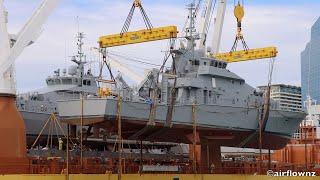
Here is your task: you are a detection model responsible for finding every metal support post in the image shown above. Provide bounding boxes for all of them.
[192,102,197,173]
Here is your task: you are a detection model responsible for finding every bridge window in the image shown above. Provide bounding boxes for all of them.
[83,80,91,86]
[222,63,227,68]
[54,79,61,85]
[46,79,54,85]
[62,78,72,84]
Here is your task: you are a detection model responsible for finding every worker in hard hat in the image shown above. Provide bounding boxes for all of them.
[58,138,63,150]
[210,163,215,174]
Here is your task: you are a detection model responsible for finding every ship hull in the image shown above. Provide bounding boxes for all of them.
[57,98,305,150]
[19,110,67,147]
[19,111,51,135]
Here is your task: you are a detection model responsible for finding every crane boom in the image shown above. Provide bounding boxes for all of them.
[211,0,227,54]
[198,0,214,50]
[0,0,60,74]
[0,0,10,66]
[0,0,60,94]
[1,0,60,73]
[0,0,10,63]
[0,0,12,94]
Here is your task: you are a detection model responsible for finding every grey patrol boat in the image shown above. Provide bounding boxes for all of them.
[16,32,98,138]
[57,4,305,150]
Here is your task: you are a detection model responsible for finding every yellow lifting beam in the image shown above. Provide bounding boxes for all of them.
[212,47,278,63]
[99,26,178,48]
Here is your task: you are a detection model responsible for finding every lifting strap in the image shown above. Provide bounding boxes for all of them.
[120,0,153,36]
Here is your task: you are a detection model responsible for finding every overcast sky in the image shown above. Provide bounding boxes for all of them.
[4,0,320,93]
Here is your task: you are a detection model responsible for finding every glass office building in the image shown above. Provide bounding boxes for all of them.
[301,17,320,105]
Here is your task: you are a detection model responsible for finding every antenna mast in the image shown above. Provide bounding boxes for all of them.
[186,3,199,58]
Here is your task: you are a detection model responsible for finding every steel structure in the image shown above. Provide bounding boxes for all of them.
[0,0,60,95]
[99,26,178,48]
[0,0,60,173]
[212,47,278,63]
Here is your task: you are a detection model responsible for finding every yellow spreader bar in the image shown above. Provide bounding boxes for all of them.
[212,47,278,63]
[99,26,178,48]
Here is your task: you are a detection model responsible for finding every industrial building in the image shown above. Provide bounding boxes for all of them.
[258,84,302,112]
[271,97,320,167]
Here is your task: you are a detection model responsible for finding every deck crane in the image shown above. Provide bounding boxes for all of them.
[198,0,277,62]
[0,0,60,95]
[0,0,60,164]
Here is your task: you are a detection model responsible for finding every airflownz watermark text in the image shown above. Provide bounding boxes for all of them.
[267,170,316,177]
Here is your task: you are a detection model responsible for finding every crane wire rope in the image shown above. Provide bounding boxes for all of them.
[267,57,276,86]
[206,0,217,36]
[234,0,244,7]
[108,51,163,67]
[108,50,163,66]
[230,0,249,52]
[120,0,153,36]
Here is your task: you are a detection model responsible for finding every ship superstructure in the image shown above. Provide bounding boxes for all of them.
[17,32,98,138]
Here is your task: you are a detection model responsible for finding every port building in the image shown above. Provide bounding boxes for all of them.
[258,84,302,112]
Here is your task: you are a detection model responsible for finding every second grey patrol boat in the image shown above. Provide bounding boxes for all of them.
[16,32,98,139]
